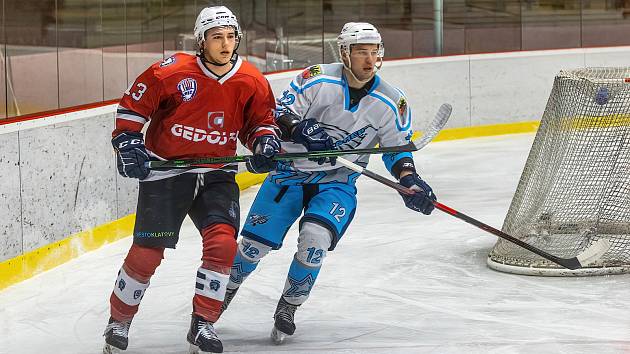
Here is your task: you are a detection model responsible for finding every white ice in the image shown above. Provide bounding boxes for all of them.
[2,134,630,354]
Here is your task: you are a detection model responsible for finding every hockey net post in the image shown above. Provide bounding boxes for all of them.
[487,67,630,276]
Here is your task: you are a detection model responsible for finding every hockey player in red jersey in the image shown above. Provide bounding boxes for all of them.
[103,6,280,354]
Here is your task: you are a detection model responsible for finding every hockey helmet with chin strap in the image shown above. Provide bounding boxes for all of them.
[337,22,384,59]
[337,22,384,78]
[194,6,242,50]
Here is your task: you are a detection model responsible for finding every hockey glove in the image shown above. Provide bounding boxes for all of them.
[291,118,336,166]
[112,132,150,180]
[246,135,281,174]
[399,172,436,215]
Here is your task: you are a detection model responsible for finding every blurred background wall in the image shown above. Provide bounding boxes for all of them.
[1,0,629,120]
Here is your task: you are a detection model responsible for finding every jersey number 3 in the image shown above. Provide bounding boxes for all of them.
[125,82,148,101]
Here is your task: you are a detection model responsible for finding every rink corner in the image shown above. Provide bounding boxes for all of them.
[0,214,135,291]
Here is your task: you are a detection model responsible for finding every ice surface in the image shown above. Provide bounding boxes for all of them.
[2,134,629,354]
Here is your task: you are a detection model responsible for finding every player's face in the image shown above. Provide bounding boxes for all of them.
[349,44,379,81]
[203,27,237,65]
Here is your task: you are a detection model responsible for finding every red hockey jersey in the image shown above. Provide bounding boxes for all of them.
[113,53,277,175]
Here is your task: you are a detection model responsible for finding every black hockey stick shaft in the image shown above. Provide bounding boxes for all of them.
[335,157,607,270]
[147,103,453,170]
[147,143,417,169]
[430,201,582,269]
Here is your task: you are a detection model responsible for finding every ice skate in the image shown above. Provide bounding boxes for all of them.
[187,314,223,353]
[270,297,298,344]
[103,317,131,353]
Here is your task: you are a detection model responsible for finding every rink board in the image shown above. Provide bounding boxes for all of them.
[2,45,630,290]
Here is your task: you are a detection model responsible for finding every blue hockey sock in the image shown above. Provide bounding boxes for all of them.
[228,238,271,289]
[282,255,322,305]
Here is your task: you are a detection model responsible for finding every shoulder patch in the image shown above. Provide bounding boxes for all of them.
[397,96,408,117]
[160,56,176,67]
[301,65,322,80]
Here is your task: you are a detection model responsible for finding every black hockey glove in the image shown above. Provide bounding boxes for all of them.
[291,118,336,166]
[246,135,281,174]
[398,172,436,215]
[112,132,150,180]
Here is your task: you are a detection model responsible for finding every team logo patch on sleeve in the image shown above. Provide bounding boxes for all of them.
[160,56,176,67]
[397,96,408,117]
[177,78,197,102]
[301,65,322,80]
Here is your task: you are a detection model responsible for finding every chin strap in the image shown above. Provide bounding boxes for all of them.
[197,52,234,67]
[197,36,241,67]
[341,51,382,85]
[197,35,242,68]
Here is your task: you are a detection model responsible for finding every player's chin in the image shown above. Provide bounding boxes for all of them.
[359,70,375,81]
[216,53,232,64]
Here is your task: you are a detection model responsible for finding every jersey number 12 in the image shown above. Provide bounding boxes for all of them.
[329,202,346,222]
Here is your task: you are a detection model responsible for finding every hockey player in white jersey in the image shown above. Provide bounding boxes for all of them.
[220,22,437,343]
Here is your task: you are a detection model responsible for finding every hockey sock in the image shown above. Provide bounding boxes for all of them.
[281,222,331,305]
[193,223,237,322]
[110,244,164,321]
[228,237,272,289]
[282,256,322,305]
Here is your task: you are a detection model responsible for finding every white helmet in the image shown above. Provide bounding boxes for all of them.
[337,22,384,58]
[194,6,241,46]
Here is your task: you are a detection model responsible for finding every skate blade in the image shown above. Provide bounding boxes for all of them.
[271,326,290,345]
[103,343,123,354]
[188,343,219,354]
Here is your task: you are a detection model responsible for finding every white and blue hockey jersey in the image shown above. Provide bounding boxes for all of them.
[270,63,414,185]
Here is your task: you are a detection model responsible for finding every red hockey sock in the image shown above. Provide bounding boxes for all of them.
[192,223,237,322]
[110,244,164,321]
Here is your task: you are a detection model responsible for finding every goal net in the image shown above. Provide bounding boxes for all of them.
[487,67,630,276]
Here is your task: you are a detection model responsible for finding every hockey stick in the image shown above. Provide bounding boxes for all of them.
[147,143,417,169]
[334,157,611,270]
[147,103,452,169]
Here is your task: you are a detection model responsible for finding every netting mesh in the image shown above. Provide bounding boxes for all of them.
[487,67,630,276]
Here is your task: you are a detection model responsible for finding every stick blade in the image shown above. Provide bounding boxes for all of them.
[437,103,453,122]
[414,103,453,150]
[576,238,611,267]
